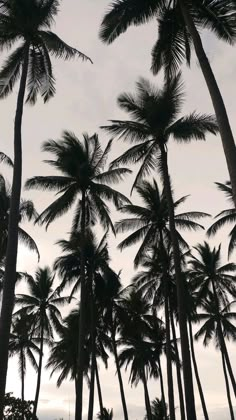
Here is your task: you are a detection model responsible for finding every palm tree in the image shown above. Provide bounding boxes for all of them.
[102,74,217,420]
[99,0,236,209]
[25,132,131,420]
[195,295,236,420]
[207,181,236,257]
[97,408,113,420]
[188,241,236,396]
[0,174,39,261]
[144,398,169,420]
[0,1,91,411]
[15,267,68,418]
[9,313,39,419]
[115,179,208,267]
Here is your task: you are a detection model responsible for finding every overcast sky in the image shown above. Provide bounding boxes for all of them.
[1,1,236,419]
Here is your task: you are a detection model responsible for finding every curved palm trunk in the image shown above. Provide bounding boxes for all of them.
[20,349,25,420]
[221,350,235,420]
[164,297,176,420]
[95,360,104,416]
[76,189,87,420]
[142,369,152,420]
[0,44,29,418]
[160,144,196,420]
[179,0,236,208]
[170,311,186,420]
[111,320,129,420]
[33,320,44,418]
[188,320,209,420]
[157,356,167,420]
[88,276,96,420]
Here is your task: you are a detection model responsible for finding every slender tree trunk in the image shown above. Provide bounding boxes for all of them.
[221,350,235,420]
[95,360,104,416]
[142,369,152,420]
[160,144,196,420]
[111,320,129,420]
[170,311,186,420]
[188,320,209,420]
[76,189,87,420]
[179,0,236,208]
[212,282,236,396]
[0,44,29,419]
[157,356,167,420]
[88,276,96,420]
[159,230,175,420]
[218,322,236,396]
[164,296,176,420]
[33,320,44,418]
[20,349,25,420]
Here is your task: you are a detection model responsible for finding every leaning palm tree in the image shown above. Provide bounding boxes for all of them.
[195,295,236,420]
[100,0,236,209]
[207,181,236,257]
[9,313,39,418]
[0,1,91,411]
[188,241,236,396]
[0,174,39,261]
[25,132,131,420]
[15,267,68,418]
[102,74,218,420]
[97,408,113,420]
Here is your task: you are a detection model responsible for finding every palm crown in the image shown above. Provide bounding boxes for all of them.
[100,0,236,78]
[0,0,91,103]
[25,132,131,232]
[102,74,218,189]
[0,173,39,260]
[116,179,209,266]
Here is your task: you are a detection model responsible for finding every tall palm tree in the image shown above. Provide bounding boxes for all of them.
[115,179,208,267]
[0,1,91,411]
[99,0,236,209]
[9,313,39,419]
[0,174,39,261]
[102,74,217,420]
[188,241,236,395]
[195,295,236,420]
[15,267,68,418]
[207,181,236,257]
[26,132,131,420]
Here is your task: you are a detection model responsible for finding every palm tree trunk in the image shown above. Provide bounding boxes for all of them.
[76,189,87,420]
[20,349,25,420]
[33,319,44,418]
[0,44,29,418]
[179,0,236,208]
[188,320,209,420]
[164,296,176,420]
[111,320,129,420]
[218,322,236,396]
[160,144,196,420]
[170,311,186,420]
[95,360,104,416]
[157,356,167,420]
[142,369,152,420]
[159,230,175,420]
[88,277,96,420]
[221,349,235,420]
[212,281,236,396]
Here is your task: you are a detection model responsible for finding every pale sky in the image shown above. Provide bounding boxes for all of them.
[1,1,236,419]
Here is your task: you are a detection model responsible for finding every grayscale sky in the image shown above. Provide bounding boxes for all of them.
[1,1,236,419]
